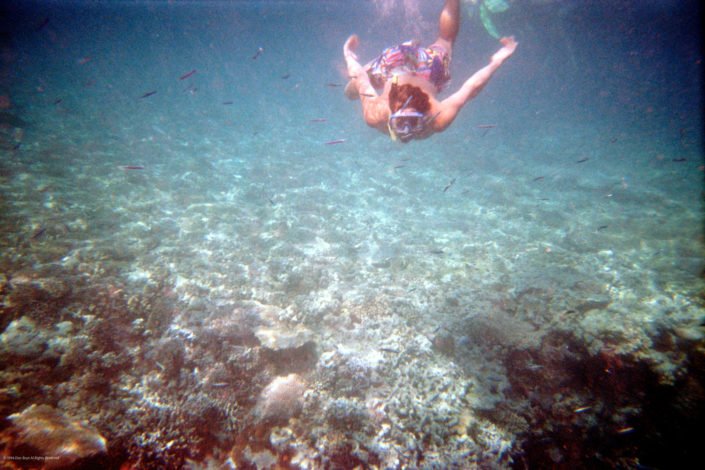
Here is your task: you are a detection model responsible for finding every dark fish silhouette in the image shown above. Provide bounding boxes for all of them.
[179,69,196,80]
[443,178,456,193]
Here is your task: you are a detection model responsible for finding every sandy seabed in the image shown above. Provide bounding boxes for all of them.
[1,94,703,468]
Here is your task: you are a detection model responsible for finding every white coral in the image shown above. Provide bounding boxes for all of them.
[253,374,306,424]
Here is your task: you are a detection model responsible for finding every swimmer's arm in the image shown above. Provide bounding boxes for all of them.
[434,37,517,131]
[361,95,389,129]
[344,35,389,128]
[347,70,388,128]
[357,78,388,129]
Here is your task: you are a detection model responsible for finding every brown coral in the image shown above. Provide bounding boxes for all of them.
[3,404,106,469]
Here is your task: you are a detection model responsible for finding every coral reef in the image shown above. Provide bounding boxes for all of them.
[253,374,307,425]
[3,404,106,469]
[0,1,703,467]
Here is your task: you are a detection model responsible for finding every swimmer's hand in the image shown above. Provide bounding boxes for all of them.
[492,36,517,63]
[344,34,364,82]
[344,34,360,62]
[343,34,376,102]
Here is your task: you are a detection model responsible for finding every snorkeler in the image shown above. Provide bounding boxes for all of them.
[343,0,517,143]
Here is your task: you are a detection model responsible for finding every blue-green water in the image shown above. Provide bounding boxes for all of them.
[0,1,702,468]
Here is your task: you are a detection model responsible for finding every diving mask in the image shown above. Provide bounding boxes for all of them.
[388,110,426,142]
[388,96,427,142]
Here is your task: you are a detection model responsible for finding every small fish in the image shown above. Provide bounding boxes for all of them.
[309,118,327,123]
[616,426,635,435]
[54,98,63,105]
[532,176,545,182]
[360,93,376,97]
[252,47,264,60]
[222,101,234,105]
[576,157,590,163]
[139,91,157,99]
[121,165,145,170]
[574,406,592,413]
[281,73,290,79]
[179,69,197,80]
[30,226,47,240]
[672,157,687,162]
[477,124,496,136]
[77,56,92,65]
[326,83,343,88]
[443,178,456,193]
[393,164,405,169]
[325,139,346,145]
[597,225,609,231]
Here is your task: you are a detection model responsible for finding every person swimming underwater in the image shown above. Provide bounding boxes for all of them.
[343,0,517,143]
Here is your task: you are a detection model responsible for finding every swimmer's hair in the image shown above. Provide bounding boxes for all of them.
[389,83,431,114]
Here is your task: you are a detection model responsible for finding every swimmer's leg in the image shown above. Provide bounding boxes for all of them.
[432,0,460,56]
